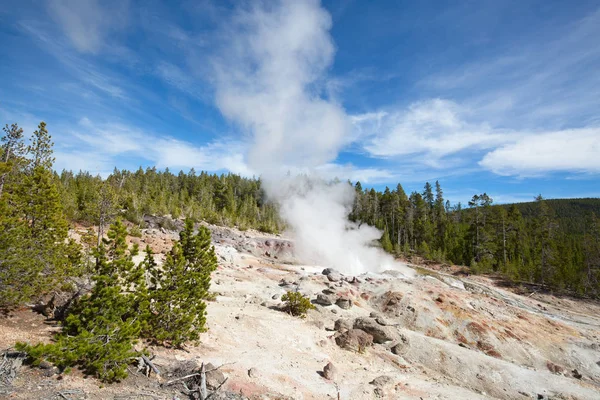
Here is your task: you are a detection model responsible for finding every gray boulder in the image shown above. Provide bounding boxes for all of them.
[336,297,352,309]
[315,293,335,306]
[323,362,337,380]
[353,317,395,343]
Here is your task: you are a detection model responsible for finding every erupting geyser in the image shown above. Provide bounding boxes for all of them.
[212,0,413,276]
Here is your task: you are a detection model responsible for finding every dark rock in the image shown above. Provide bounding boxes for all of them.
[572,369,583,379]
[353,317,395,343]
[323,362,337,380]
[335,329,373,352]
[272,294,279,300]
[248,367,259,378]
[322,268,339,275]
[336,297,352,310]
[315,294,335,306]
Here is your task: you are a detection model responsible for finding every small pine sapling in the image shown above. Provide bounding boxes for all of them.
[281,291,316,318]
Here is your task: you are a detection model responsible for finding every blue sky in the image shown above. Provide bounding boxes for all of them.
[0,0,599,205]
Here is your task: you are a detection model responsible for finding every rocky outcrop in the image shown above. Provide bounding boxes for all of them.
[353,317,396,344]
[335,329,373,352]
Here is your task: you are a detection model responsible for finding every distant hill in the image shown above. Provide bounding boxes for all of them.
[503,198,600,235]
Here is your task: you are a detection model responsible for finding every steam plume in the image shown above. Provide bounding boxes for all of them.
[213,0,412,276]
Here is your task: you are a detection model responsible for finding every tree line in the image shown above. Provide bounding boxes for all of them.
[350,181,600,297]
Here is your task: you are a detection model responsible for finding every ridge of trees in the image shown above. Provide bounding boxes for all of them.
[350,182,600,296]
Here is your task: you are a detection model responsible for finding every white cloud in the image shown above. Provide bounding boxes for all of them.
[315,163,395,184]
[480,128,600,177]
[52,118,250,176]
[47,0,128,54]
[359,99,514,165]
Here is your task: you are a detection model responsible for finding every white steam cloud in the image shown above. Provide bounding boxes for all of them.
[213,0,412,276]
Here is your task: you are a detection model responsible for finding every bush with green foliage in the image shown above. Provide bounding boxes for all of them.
[17,219,146,382]
[143,219,217,347]
[281,291,316,318]
[129,225,143,238]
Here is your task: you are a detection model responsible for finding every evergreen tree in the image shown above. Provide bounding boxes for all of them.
[144,219,217,347]
[17,219,144,382]
[381,227,393,253]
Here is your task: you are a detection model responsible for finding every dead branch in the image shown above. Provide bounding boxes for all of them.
[163,373,202,386]
[199,362,207,400]
[205,377,229,400]
[141,355,160,375]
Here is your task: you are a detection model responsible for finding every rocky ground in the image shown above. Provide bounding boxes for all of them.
[1,222,600,399]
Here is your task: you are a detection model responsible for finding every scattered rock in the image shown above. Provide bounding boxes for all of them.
[572,369,583,379]
[272,294,280,300]
[205,363,226,390]
[248,367,259,378]
[334,318,354,332]
[327,273,342,282]
[323,362,337,380]
[322,268,339,275]
[335,329,374,352]
[336,297,352,310]
[315,294,335,306]
[546,361,564,374]
[353,317,395,343]
[375,316,391,326]
[390,334,410,355]
[370,375,393,387]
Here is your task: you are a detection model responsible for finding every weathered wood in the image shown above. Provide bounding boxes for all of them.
[163,373,201,386]
[141,355,160,375]
[205,377,229,400]
[199,362,208,400]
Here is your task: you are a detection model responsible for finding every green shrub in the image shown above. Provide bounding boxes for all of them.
[129,225,142,238]
[281,291,316,318]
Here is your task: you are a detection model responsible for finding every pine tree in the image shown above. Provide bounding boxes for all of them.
[144,219,217,347]
[381,227,394,253]
[17,219,145,382]
[1,122,81,309]
[28,121,55,170]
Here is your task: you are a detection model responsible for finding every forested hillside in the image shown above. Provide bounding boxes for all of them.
[351,183,600,296]
[2,122,599,302]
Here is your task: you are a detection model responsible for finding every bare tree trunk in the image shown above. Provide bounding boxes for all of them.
[199,362,208,400]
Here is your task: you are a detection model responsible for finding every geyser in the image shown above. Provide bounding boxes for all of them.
[212,0,412,276]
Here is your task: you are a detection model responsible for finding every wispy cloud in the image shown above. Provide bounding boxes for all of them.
[356,99,514,167]
[52,118,249,176]
[47,0,129,54]
[480,128,600,177]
